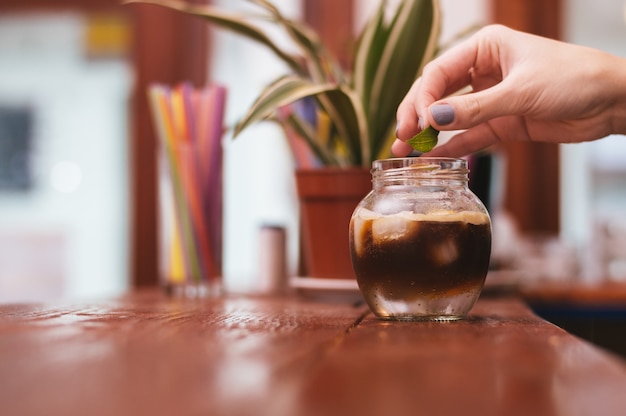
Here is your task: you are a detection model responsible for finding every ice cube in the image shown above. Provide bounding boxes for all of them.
[355,207,381,220]
[431,238,459,265]
[351,208,380,257]
[372,212,420,243]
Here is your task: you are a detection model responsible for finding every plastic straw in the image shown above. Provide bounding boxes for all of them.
[148,82,227,286]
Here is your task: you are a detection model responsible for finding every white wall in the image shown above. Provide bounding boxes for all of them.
[0,13,131,302]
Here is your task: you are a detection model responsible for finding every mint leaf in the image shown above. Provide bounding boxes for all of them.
[407,126,439,153]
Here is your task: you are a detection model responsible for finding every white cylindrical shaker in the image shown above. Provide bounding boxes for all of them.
[257,224,288,294]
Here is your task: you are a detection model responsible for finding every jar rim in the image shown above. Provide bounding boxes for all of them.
[372,157,468,175]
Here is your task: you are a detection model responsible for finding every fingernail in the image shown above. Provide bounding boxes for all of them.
[431,104,455,126]
[418,117,425,131]
[395,122,401,137]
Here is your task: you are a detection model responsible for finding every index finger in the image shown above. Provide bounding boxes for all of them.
[396,30,488,141]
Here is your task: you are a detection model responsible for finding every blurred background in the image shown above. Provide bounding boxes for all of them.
[0,0,625,303]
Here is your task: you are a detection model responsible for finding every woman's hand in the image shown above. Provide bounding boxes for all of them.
[393,24,626,157]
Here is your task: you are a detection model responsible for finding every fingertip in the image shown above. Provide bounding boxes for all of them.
[396,105,422,141]
[395,117,423,141]
[391,139,414,157]
[418,117,425,131]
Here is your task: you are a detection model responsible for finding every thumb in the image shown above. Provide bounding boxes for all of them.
[428,83,516,130]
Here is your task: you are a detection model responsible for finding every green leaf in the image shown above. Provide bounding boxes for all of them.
[233,76,339,137]
[123,0,305,75]
[251,0,340,83]
[407,126,439,153]
[233,74,370,166]
[315,86,370,166]
[283,112,340,166]
[368,0,441,157]
[352,2,388,113]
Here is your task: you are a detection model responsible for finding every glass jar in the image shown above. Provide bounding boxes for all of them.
[349,157,492,321]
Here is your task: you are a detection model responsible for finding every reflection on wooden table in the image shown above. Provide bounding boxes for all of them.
[2,290,626,415]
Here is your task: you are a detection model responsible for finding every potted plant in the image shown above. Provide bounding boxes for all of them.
[125,0,442,280]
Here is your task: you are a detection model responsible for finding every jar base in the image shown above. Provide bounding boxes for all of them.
[376,314,466,322]
[363,286,482,322]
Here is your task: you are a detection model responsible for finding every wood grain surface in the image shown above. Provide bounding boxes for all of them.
[1,291,626,416]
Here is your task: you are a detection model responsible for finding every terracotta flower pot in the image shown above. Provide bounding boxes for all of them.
[295,167,372,280]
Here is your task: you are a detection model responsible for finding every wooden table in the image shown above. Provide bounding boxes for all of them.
[2,290,626,416]
[518,280,626,360]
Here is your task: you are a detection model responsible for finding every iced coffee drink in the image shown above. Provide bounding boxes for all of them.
[349,157,492,320]
[350,209,491,320]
